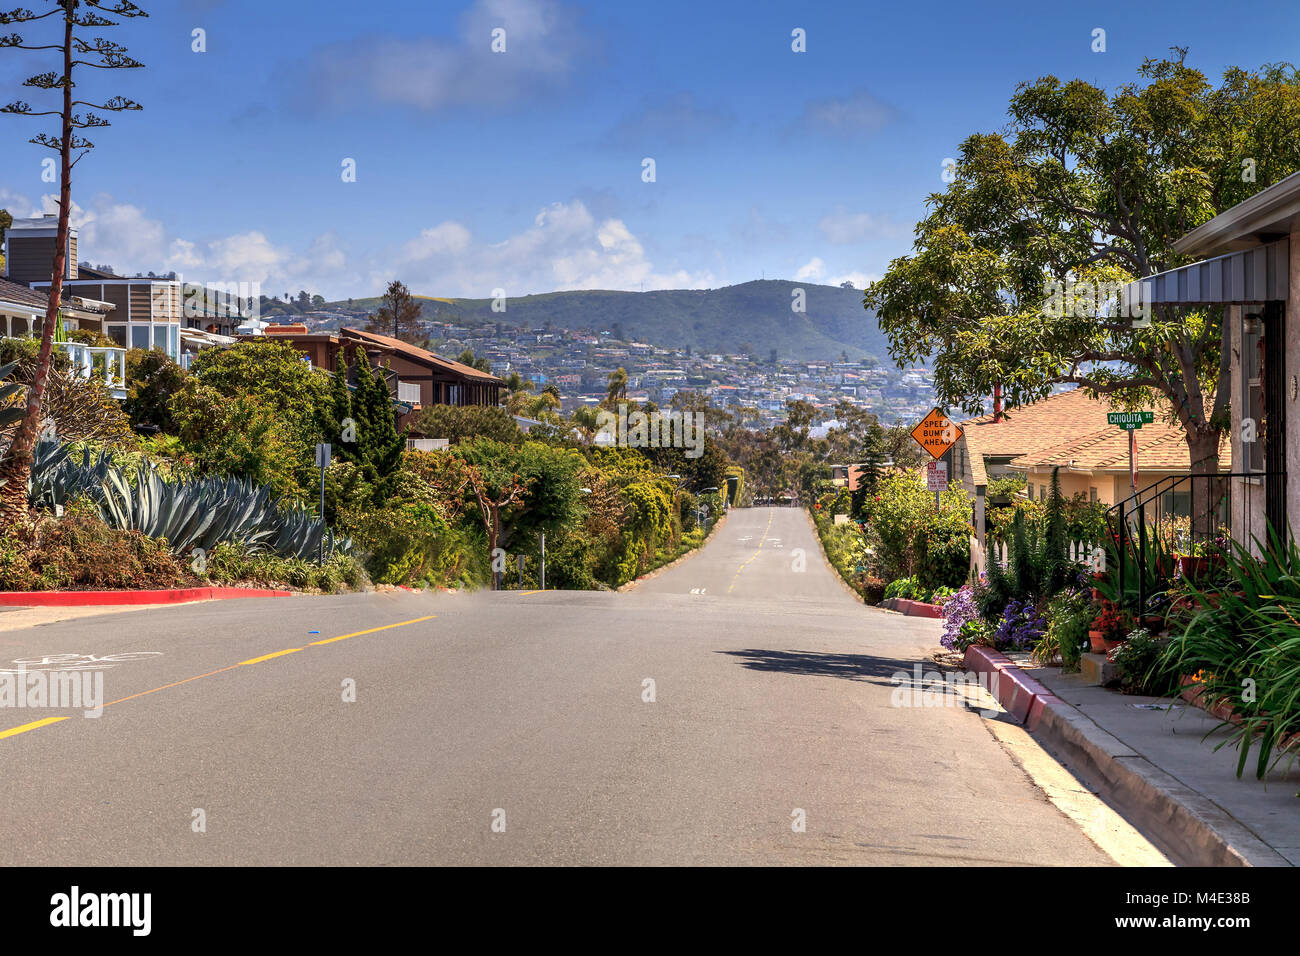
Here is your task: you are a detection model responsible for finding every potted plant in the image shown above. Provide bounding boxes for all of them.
[1090,601,1131,653]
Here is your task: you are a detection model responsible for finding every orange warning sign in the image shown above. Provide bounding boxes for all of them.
[910,407,962,460]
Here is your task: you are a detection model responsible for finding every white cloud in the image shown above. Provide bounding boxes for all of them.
[296,0,587,113]
[818,207,906,244]
[394,200,714,295]
[795,257,825,281]
[8,190,712,300]
[796,90,896,137]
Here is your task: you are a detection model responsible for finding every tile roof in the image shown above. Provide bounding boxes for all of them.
[0,277,112,317]
[963,387,1227,477]
[342,327,502,383]
[1010,423,1230,473]
[0,277,49,311]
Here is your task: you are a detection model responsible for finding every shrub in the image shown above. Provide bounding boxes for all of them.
[1108,627,1179,696]
[1040,588,1092,672]
[0,500,197,591]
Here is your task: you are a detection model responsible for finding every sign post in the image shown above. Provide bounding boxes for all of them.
[314,442,331,565]
[912,408,962,510]
[1106,412,1152,496]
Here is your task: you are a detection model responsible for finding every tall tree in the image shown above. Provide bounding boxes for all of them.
[0,0,146,521]
[605,367,628,408]
[864,53,1300,514]
[367,279,422,342]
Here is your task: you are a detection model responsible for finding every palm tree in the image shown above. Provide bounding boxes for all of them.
[605,367,628,408]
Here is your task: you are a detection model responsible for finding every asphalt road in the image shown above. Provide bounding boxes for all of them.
[0,506,1113,865]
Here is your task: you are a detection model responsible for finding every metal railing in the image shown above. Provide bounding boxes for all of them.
[1104,470,1287,614]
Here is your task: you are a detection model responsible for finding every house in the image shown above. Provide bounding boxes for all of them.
[1121,168,1300,549]
[954,388,1226,549]
[0,275,126,398]
[4,215,245,365]
[245,326,504,428]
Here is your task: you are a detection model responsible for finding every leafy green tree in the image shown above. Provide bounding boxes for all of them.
[409,404,521,445]
[864,53,1300,506]
[124,348,185,434]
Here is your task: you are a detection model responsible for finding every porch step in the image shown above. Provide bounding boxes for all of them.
[1079,652,1118,686]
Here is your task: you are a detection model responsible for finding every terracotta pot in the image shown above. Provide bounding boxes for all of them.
[1088,629,1106,653]
[1102,637,1126,653]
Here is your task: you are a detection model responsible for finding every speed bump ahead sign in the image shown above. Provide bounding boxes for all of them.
[911,407,962,460]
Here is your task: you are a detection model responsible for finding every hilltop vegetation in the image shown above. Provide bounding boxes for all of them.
[328,280,889,362]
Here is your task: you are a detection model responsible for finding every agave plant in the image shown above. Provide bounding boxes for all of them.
[28,439,348,560]
[0,360,24,431]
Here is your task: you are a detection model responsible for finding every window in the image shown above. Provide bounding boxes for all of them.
[1089,487,1098,503]
[130,325,149,350]
[153,325,168,351]
[1027,483,1035,499]
[168,325,179,359]
[106,325,127,347]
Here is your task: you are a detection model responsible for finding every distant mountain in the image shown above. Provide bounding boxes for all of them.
[330,280,890,362]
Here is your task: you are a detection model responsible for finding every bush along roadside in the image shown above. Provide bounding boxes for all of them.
[808,506,883,603]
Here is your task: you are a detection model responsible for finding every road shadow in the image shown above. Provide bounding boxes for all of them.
[717,647,924,685]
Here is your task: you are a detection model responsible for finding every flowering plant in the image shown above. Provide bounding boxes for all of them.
[940,584,981,651]
[994,599,1046,651]
[1091,601,1132,642]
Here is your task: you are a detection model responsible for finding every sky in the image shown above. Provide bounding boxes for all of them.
[1,0,1298,302]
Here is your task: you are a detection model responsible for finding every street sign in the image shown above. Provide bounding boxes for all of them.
[1106,411,1153,430]
[926,460,948,492]
[911,407,962,460]
[315,442,332,467]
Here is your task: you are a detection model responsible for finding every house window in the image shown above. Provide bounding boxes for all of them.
[1089,487,1098,502]
[106,325,127,347]
[153,325,168,351]
[130,325,149,350]
[1027,483,1035,499]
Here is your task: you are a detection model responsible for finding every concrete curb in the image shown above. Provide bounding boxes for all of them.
[879,597,944,618]
[616,512,730,592]
[963,646,1289,867]
[0,587,293,607]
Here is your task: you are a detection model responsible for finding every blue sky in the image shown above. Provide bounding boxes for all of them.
[1,0,1297,300]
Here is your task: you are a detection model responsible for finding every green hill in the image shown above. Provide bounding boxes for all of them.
[329,280,889,362]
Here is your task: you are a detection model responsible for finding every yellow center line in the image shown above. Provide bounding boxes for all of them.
[236,648,302,667]
[729,509,776,593]
[0,716,70,740]
[520,590,543,596]
[1,614,438,735]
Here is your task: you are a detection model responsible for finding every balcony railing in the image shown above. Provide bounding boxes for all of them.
[56,342,128,400]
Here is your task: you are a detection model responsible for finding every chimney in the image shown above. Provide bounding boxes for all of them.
[993,383,1003,423]
[3,216,78,285]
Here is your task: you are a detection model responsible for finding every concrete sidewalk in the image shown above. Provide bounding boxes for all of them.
[1019,660,1300,866]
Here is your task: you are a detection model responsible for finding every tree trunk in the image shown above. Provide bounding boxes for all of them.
[1186,427,1223,541]
[0,9,73,524]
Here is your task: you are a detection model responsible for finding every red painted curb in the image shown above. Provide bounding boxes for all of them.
[0,587,292,607]
[963,646,1055,726]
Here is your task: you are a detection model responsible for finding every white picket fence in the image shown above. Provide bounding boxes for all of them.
[977,538,1103,576]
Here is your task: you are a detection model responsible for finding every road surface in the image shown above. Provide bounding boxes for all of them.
[0,507,1115,865]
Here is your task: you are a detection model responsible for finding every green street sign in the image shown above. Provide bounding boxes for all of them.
[1107,411,1154,429]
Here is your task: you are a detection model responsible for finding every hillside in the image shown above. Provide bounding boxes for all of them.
[329,280,891,362]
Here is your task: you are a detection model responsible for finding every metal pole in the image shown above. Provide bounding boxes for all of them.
[319,460,326,566]
[1129,428,1137,496]
[540,532,546,591]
